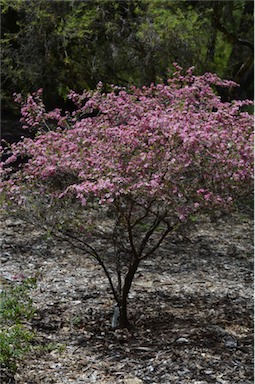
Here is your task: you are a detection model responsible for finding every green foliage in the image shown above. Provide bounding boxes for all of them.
[0,273,65,378]
[0,279,36,374]
[0,279,36,324]
[213,34,232,77]
[1,0,253,112]
[34,342,66,354]
[0,325,34,372]
[71,315,84,328]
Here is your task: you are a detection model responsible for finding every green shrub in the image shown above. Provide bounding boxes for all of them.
[0,278,36,375]
[0,325,34,372]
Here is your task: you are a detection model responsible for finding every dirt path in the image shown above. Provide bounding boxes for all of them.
[0,211,253,384]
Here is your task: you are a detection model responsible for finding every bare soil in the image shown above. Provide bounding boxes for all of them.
[0,210,253,384]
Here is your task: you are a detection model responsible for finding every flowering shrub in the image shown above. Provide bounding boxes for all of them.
[0,65,253,328]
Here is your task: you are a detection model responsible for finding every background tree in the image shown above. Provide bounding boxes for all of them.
[1,0,253,115]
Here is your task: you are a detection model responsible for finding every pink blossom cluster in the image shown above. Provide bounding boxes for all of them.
[1,65,253,220]
[13,88,46,130]
[14,89,70,131]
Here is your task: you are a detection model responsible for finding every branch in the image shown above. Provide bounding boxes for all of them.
[114,198,138,258]
[212,2,253,52]
[141,222,179,260]
[52,229,120,305]
[130,198,157,229]
[126,215,138,259]
[138,214,163,257]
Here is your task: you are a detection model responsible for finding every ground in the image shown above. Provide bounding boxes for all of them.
[0,209,253,384]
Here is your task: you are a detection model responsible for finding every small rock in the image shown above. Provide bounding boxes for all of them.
[177,368,190,376]
[216,378,229,384]
[49,363,62,369]
[193,381,208,384]
[176,337,190,344]
[1,251,11,262]
[224,337,237,348]
[204,369,214,375]
[124,377,144,384]
[6,219,23,227]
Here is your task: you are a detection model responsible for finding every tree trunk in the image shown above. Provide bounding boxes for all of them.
[205,18,217,67]
[118,299,130,329]
[118,257,140,329]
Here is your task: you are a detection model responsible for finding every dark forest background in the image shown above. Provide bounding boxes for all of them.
[1,0,254,118]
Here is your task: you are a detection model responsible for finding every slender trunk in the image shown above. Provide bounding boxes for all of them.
[205,22,217,67]
[118,257,140,328]
[118,298,130,329]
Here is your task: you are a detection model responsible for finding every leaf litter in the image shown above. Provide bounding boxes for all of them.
[0,210,253,383]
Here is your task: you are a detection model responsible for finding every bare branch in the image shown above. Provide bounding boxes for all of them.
[212,2,253,52]
[141,222,179,260]
[52,229,120,305]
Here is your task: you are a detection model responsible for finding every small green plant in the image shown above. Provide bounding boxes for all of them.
[0,283,36,325]
[0,278,36,376]
[71,315,84,327]
[34,342,66,354]
[0,325,34,372]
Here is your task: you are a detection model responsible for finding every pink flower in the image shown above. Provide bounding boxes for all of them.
[204,193,212,201]
[0,64,252,222]
[5,154,17,164]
